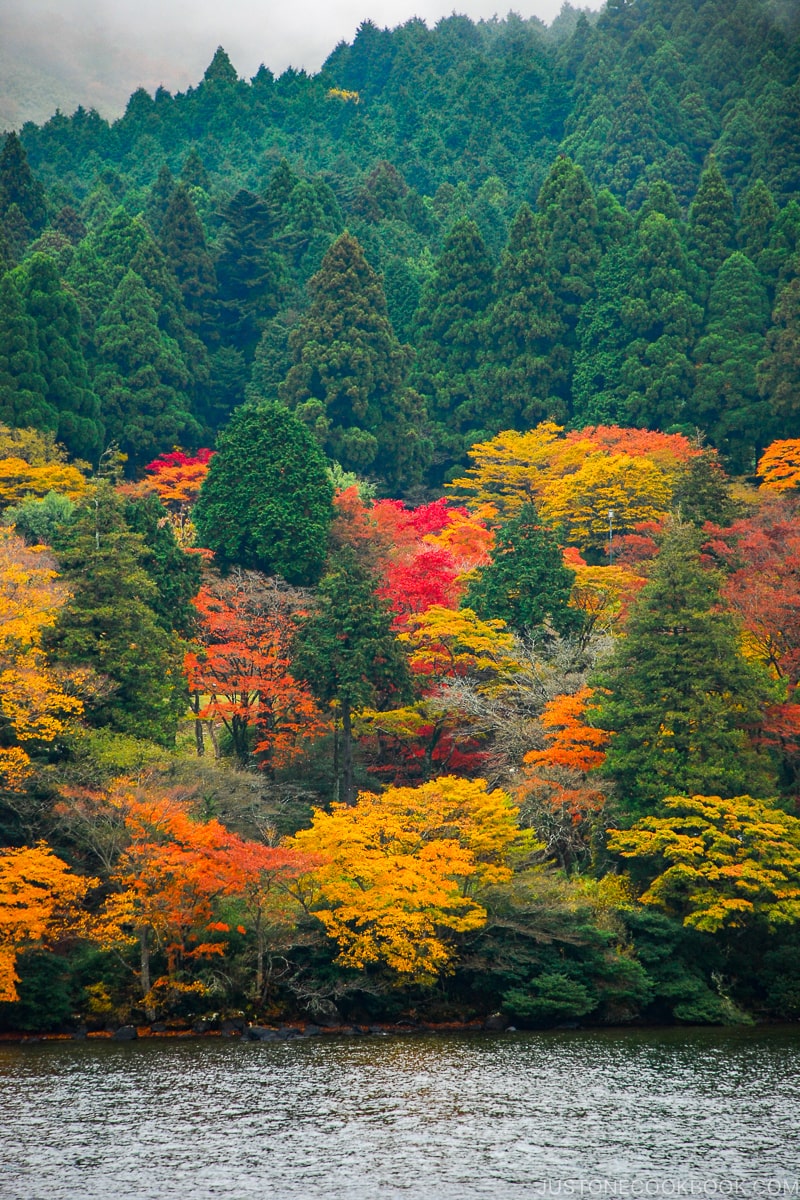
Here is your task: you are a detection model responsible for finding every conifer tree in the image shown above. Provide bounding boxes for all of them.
[0,272,49,433]
[688,158,736,288]
[180,148,210,192]
[215,189,287,357]
[738,178,777,263]
[17,254,103,461]
[484,204,568,429]
[45,482,185,745]
[756,268,800,441]
[466,503,580,639]
[292,546,412,804]
[281,231,428,486]
[160,184,217,329]
[93,269,197,469]
[0,133,47,240]
[412,218,494,459]
[193,400,333,586]
[144,164,176,238]
[592,526,776,818]
[602,78,666,206]
[536,156,601,340]
[691,251,771,470]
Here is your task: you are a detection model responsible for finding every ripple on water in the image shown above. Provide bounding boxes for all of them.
[0,1027,799,1199]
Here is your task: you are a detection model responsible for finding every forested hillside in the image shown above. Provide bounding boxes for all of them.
[1,0,800,1037]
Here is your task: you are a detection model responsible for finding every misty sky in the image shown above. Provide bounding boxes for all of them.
[1,0,604,128]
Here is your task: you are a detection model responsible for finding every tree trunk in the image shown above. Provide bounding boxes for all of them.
[140,927,155,1021]
[191,692,205,756]
[342,700,355,805]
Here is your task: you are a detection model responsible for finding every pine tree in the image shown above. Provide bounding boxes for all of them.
[160,184,217,330]
[17,254,103,461]
[0,272,49,433]
[293,546,412,804]
[180,148,210,192]
[144,164,176,238]
[193,399,333,586]
[602,77,667,207]
[93,270,197,469]
[592,526,776,818]
[691,251,771,471]
[466,503,581,639]
[123,490,202,638]
[45,482,185,746]
[281,232,427,487]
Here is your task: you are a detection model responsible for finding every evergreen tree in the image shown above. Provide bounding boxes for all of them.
[670,450,740,528]
[281,231,428,487]
[17,254,103,461]
[180,148,210,192]
[215,189,287,358]
[193,400,333,586]
[483,204,568,430]
[738,178,777,263]
[592,526,776,818]
[0,133,47,240]
[602,77,667,207]
[466,503,581,639]
[93,270,197,469]
[756,267,800,442]
[537,157,601,337]
[0,271,49,433]
[144,164,176,238]
[159,184,217,330]
[690,252,771,471]
[123,490,202,638]
[688,158,736,290]
[45,482,185,746]
[412,218,494,461]
[292,546,412,804]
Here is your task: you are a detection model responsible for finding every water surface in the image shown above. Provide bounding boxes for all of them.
[1,1026,798,1199]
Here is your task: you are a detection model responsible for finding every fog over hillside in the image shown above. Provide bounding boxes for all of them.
[0,0,603,130]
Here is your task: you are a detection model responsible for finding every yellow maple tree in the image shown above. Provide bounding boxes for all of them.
[290,776,535,980]
[540,452,672,552]
[607,794,800,932]
[756,440,800,491]
[0,842,97,1002]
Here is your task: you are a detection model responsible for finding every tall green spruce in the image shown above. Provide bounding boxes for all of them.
[215,189,287,358]
[466,503,581,640]
[281,231,428,489]
[756,267,800,441]
[0,133,47,254]
[293,546,412,805]
[159,184,217,331]
[93,269,197,469]
[688,158,736,292]
[0,271,49,432]
[45,483,186,746]
[592,526,776,818]
[193,400,333,586]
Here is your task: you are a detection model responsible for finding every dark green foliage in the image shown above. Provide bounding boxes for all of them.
[688,158,736,286]
[738,178,778,262]
[159,184,216,328]
[281,232,428,488]
[215,190,287,357]
[16,254,103,461]
[0,133,47,241]
[93,269,197,469]
[466,503,581,638]
[537,157,601,334]
[46,482,185,745]
[122,490,202,638]
[144,164,176,237]
[592,525,777,818]
[293,545,412,803]
[483,204,568,429]
[690,251,771,471]
[670,451,740,528]
[193,399,333,585]
[0,271,49,433]
[412,219,494,461]
[756,267,800,441]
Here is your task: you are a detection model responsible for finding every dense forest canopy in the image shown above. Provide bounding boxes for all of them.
[1,0,800,1036]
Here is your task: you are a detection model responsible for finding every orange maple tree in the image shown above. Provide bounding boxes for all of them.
[184,568,329,770]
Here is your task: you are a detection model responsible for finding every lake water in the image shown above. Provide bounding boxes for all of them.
[1,1027,798,1199]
